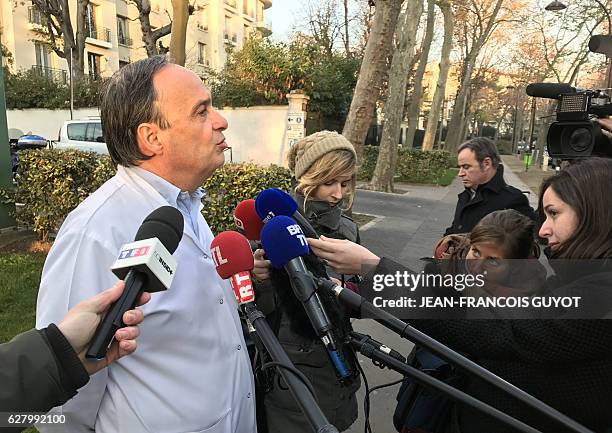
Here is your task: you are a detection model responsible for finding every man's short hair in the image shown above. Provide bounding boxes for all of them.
[99,55,170,167]
[458,137,500,169]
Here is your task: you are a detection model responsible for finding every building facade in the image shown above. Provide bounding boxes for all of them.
[0,0,272,80]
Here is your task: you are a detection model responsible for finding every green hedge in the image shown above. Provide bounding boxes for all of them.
[202,163,291,233]
[358,145,454,183]
[1,150,291,240]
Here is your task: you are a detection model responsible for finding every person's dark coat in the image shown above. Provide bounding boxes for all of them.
[0,324,89,431]
[261,194,361,433]
[445,165,536,236]
[365,256,612,433]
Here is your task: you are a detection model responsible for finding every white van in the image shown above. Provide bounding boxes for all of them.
[53,119,108,154]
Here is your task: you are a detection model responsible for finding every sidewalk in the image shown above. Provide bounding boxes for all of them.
[501,154,554,207]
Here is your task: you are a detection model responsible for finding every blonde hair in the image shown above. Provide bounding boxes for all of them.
[295,149,356,210]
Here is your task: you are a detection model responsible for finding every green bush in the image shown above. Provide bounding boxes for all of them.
[358,145,454,183]
[1,149,115,240]
[202,163,292,233]
[4,69,102,109]
[1,150,292,239]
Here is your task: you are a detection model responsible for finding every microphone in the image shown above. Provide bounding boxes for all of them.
[211,229,339,433]
[260,215,350,379]
[86,206,184,360]
[255,188,320,239]
[525,82,576,99]
[234,199,265,242]
[211,230,255,305]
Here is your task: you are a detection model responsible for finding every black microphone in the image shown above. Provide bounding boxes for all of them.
[526,82,576,99]
[260,215,351,379]
[86,206,184,360]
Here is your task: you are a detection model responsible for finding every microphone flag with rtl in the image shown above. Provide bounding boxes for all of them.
[86,206,184,359]
[255,188,320,239]
[260,215,351,379]
[233,199,265,242]
[211,230,255,305]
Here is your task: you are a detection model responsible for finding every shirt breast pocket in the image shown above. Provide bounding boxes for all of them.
[188,408,231,433]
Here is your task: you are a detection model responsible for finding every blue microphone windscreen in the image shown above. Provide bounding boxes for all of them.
[260,215,309,268]
[255,188,298,222]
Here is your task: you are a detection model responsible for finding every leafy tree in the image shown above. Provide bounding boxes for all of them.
[209,35,359,126]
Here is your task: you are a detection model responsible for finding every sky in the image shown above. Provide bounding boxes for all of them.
[265,1,302,42]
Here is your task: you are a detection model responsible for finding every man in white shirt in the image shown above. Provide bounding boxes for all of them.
[36,56,256,433]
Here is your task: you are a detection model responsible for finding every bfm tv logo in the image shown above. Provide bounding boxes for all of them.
[118,246,150,260]
[287,224,307,246]
[211,246,254,304]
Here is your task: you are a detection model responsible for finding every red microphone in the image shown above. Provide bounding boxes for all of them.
[211,231,255,305]
[234,199,265,242]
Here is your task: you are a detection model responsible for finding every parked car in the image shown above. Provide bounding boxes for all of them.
[9,132,50,183]
[53,118,108,154]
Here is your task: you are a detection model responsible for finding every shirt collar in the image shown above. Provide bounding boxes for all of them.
[128,166,205,206]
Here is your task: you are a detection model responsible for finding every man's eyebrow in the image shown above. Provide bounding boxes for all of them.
[190,98,211,116]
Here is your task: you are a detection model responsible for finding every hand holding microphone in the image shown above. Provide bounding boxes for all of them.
[86,206,184,360]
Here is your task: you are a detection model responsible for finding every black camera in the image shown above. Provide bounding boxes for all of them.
[526,83,612,159]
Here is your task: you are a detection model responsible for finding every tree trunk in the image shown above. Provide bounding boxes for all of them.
[73,0,88,80]
[404,0,435,150]
[445,55,476,151]
[342,0,403,162]
[343,0,350,56]
[370,0,424,192]
[444,0,504,151]
[169,0,189,65]
[422,0,453,151]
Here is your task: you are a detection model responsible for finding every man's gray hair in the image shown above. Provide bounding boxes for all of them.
[458,137,501,169]
[99,55,170,167]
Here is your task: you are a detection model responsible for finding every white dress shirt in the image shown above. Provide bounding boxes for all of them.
[35,166,256,433]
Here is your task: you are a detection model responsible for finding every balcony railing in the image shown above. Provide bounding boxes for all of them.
[31,65,68,84]
[118,34,132,46]
[28,7,45,25]
[86,25,111,43]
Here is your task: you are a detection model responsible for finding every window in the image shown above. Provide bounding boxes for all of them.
[224,15,231,39]
[34,42,50,69]
[198,42,206,64]
[88,52,102,80]
[67,123,87,141]
[86,3,97,35]
[86,122,104,142]
[117,16,131,46]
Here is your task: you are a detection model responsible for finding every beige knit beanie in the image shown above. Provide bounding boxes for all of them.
[287,131,356,179]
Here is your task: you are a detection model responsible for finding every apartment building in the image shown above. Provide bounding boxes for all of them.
[0,0,272,81]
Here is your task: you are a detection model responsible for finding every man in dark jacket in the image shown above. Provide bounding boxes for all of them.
[445,137,536,236]
[0,281,148,430]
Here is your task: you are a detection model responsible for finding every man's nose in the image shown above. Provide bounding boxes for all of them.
[211,109,228,131]
[458,168,466,177]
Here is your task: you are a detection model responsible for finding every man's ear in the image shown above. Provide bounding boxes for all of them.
[135,122,163,157]
[482,157,493,170]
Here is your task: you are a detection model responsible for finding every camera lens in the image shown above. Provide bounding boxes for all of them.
[568,127,592,153]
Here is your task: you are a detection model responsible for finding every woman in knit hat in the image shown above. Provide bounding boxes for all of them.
[256,130,362,433]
